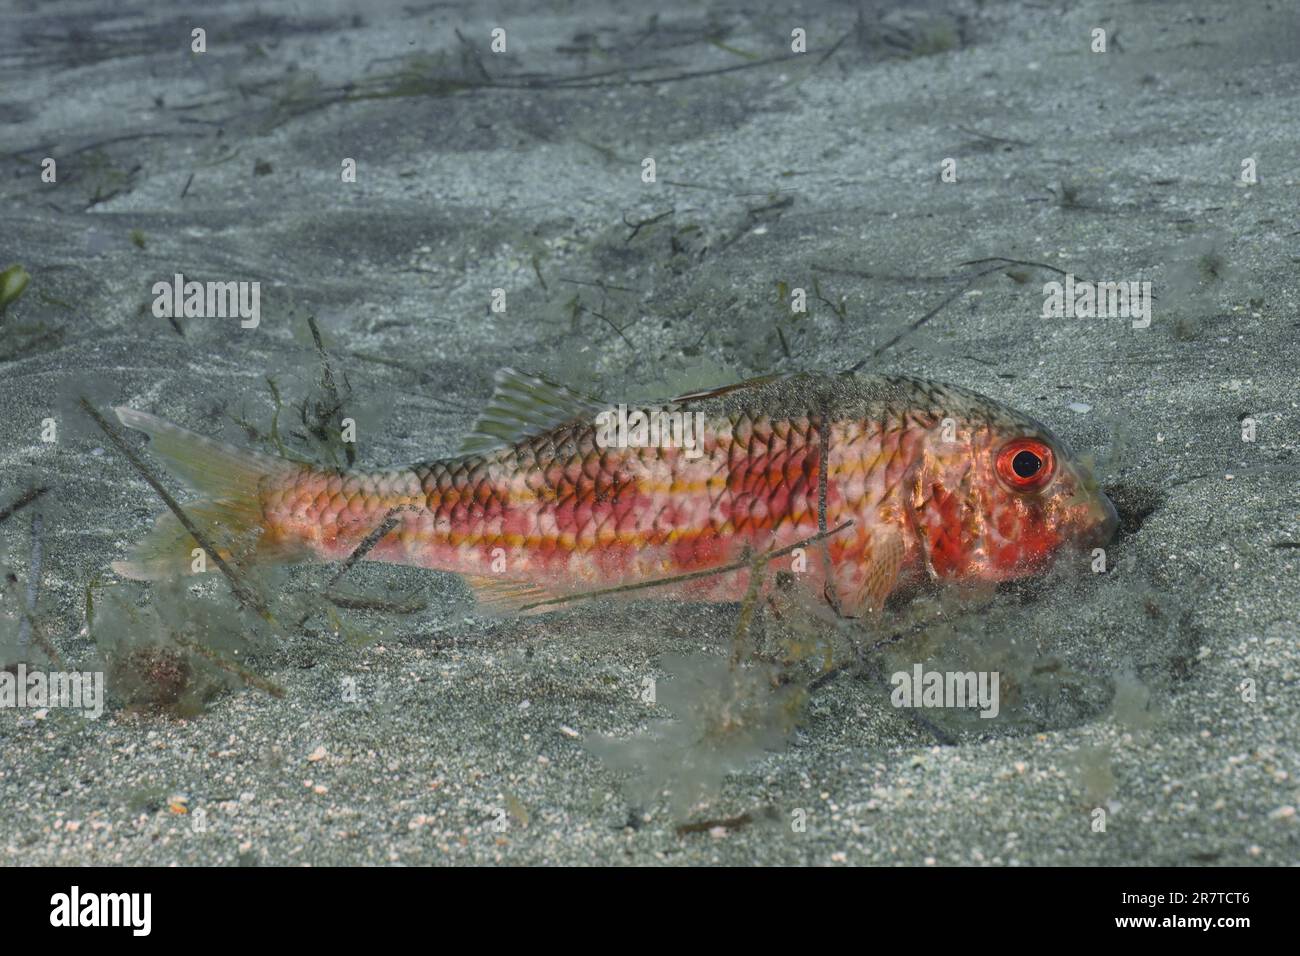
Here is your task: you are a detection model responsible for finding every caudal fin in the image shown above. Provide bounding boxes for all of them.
[111,407,298,580]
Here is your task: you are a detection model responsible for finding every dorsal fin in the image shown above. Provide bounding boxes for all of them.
[459,368,604,455]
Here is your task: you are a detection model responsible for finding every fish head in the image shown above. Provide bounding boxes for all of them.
[912,394,1118,583]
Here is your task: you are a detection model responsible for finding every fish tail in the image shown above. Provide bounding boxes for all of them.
[111,407,298,581]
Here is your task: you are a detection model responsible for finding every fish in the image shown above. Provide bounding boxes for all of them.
[110,369,1118,617]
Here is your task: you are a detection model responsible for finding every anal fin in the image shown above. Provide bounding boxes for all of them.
[464,574,571,617]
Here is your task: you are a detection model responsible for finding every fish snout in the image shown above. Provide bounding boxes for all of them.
[1080,492,1119,549]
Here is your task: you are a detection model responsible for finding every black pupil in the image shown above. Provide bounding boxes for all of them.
[1011,449,1042,479]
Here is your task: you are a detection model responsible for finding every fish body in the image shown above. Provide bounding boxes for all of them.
[113,370,1117,615]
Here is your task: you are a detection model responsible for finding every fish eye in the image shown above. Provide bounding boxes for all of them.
[1012,449,1041,478]
[996,438,1055,492]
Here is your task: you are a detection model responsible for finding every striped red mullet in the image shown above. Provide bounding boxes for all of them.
[113,370,1117,616]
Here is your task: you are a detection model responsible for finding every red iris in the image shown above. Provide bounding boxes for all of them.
[995,438,1055,493]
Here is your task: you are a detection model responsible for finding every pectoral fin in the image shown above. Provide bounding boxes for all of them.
[837,530,906,618]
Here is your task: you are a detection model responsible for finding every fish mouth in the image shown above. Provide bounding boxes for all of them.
[1080,491,1119,549]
